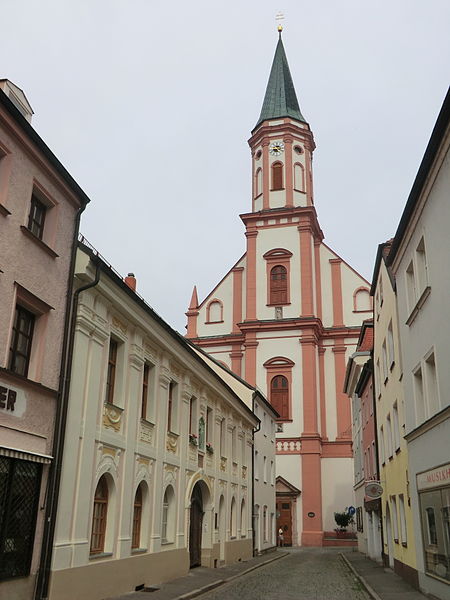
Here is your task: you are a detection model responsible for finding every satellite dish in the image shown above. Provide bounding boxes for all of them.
[365,482,383,499]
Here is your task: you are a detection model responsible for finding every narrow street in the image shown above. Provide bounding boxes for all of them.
[198,549,370,600]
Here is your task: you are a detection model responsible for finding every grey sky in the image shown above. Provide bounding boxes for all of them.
[2,1,449,332]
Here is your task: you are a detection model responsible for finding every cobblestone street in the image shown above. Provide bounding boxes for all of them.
[198,549,370,600]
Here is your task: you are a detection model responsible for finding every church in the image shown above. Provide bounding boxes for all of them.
[186,29,372,546]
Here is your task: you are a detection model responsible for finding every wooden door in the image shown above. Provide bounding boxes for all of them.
[189,484,203,567]
[276,499,292,546]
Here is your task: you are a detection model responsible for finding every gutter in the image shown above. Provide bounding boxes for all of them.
[35,251,100,600]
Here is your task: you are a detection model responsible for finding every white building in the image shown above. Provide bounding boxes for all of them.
[47,240,258,600]
[386,89,450,599]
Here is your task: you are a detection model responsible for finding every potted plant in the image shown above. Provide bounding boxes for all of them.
[206,442,214,454]
[334,510,352,537]
[189,433,198,446]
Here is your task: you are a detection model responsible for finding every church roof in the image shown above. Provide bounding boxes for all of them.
[255,34,305,129]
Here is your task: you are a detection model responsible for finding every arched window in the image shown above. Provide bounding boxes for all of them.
[90,476,108,554]
[270,265,287,305]
[255,167,262,197]
[162,485,175,543]
[230,497,237,538]
[271,162,283,190]
[354,287,371,311]
[294,162,305,191]
[263,506,268,541]
[271,375,289,420]
[240,498,246,537]
[206,299,223,323]
[132,485,143,549]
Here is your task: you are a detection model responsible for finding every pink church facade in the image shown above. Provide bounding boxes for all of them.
[186,34,372,546]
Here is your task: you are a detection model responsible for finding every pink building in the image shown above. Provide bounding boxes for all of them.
[0,80,90,600]
[186,32,372,545]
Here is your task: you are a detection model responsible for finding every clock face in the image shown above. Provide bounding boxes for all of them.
[269,141,285,156]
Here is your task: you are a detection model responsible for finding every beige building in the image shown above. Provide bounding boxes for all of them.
[48,240,259,600]
[0,80,89,600]
[371,244,417,583]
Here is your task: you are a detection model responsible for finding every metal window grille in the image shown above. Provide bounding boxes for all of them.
[0,457,41,580]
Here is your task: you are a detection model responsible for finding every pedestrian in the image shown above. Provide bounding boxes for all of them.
[278,527,284,547]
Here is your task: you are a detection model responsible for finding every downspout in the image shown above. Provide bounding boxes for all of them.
[35,244,100,600]
[251,392,261,557]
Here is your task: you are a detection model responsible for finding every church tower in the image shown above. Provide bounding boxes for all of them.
[186,30,372,546]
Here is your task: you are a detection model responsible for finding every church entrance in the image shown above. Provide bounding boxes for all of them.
[189,482,204,568]
[275,476,301,546]
[276,499,293,546]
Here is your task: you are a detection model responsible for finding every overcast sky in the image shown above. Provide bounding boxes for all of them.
[2,1,449,332]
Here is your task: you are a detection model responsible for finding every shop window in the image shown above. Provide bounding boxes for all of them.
[90,476,108,554]
[0,457,41,579]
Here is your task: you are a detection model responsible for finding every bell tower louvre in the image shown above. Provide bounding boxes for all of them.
[186,30,372,546]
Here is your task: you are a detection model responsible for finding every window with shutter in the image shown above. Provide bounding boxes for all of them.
[271,375,289,420]
[270,265,287,305]
[271,162,283,190]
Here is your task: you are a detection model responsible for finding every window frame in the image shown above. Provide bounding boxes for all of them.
[8,305,35,377]
[90,477,109,555]
[27,193,47,240]
[271,161,284,191]
[131,485,143,550]
[105,339,118,405]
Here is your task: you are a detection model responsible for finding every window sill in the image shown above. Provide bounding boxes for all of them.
[205,320,224,325]
[132,548,147,554]
[89,552,113,560]
[140,418,155,427]
[401,542,407,548]
[270,188,285,192]
[20,226,58,258]
[353,309,372,313]
[395,447,401,455]
[394,538,399,544]
[389,361,395,371]
[406,286,431,326]
[266,302,291,307]
[0,203,11,217]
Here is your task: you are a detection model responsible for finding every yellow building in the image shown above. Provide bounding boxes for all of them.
[371,242,418,586]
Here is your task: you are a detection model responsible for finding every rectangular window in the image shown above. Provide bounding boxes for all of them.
[241,434,246,466]
[387,321,395,368]
[27,193,46,239]
[263,456,267,483]
[161,500,168,543]
[399,494,407,545]
[220,418,226,457]
[393,402,400,451]
[416,237,428,295]
[413,366,425,424]
[376,359,381,397]
[270,460,274,485]
[232,427,237,464]
[105,339,118,404]
[386,414,393,458]
[391,496,399,542]
[141,364,149,420]
[371,441,377,475]
[379,426,385,464]
[0,457,42,580]
[168,381,177,432]
[382,341,388,383]
[8,305,35,377]
[424,352,439,416]
[189,396,197,434]
[406,260,417,313]
[206,406,213,443]
[254,450,259,480]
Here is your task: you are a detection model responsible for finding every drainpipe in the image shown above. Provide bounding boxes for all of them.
[251,392,261,557]
[35,247,100,600]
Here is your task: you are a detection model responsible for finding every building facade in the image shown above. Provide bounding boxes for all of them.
[186,32,372,545]
[0,81,89,600]
[48,241,258,600]
[386,89,450,599]
[344,320,382,559]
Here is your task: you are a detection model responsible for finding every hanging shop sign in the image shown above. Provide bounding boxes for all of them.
[365,481,383,499]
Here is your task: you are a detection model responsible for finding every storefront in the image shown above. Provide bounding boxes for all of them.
[417,463,450,584]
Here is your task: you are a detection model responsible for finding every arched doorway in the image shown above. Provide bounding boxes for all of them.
[189,482,204,568]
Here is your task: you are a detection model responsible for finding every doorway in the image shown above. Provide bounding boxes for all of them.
[385,502,394,568]
[276,499,293,546]
[189,483,204,568]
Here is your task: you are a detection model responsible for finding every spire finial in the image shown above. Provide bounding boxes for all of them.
[276,11,284,37]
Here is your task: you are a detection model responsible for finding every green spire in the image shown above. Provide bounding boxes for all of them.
[255,33,305,128]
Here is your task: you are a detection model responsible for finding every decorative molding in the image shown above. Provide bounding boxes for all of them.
[242,465,247,479]
[139,420,154,444]
[220,457,227,472]
[166,431,179,454]
[103,403,123,432]
[111,315,127,336]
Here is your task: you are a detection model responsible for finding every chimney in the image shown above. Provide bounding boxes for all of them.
[0,79,34,122]
[124,273,136,292]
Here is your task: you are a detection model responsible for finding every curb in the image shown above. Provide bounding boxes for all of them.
[340,553,383,600]
[177,552,289,600]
